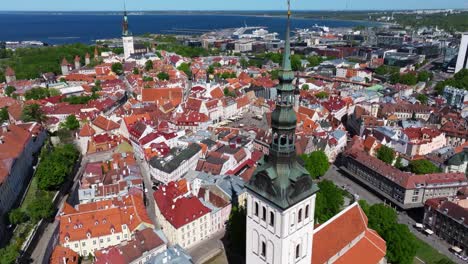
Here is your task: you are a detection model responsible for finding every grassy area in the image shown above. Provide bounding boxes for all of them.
[414,237,455,264]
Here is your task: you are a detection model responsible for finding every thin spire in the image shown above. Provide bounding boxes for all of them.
[280,0,293,78]
[122,0,130,36]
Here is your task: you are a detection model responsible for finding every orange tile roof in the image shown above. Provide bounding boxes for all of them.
[93,115,120,131]
[59,194,154,244]
[141,88,183,106]
[312,203,386,264]
[79,123,96,137]
[50,245,79,264]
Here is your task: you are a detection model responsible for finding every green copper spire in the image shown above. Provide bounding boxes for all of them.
[122,0,131,36]
[246,0,318,210]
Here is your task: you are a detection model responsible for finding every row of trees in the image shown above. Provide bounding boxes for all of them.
[376,146,441,174]
[36,144,79,191]
[24,87,61,100]
[0,44,102,82]
[435,69,468,94]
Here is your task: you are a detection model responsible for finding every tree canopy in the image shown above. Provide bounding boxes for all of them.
[157,72,170,81]
[408,159,441,175]
[416,94,428,105]
[315,180,345,223]
[60,115,80,130]
[376,145,395,165]
[36,144,79,191]
[111,62,123,75]
[26,191,54,223]
[360,202,418,264]
[4,86,16,97]
[0,107,9,123]
[301,150,330,179]
[21,103,47,124]
[24,87,60,100]
[435,69,468,94]
[145,60,153,71]
[177,62,191,76]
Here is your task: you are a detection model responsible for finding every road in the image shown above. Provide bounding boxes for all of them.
[323,165,464,264]
[188,231,226,264]
[136,157,159,228]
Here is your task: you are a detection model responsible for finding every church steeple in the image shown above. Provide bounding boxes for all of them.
[246,0,318,210]
[122,1,131,37]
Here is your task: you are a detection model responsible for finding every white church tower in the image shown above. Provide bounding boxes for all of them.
[122,2,134,59]
[245,1,319,264]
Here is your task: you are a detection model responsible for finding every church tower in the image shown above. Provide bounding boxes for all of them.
[122,2,134,59]
[245,1,319,264]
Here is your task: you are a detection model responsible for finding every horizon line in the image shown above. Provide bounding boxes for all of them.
[0,8,467,12]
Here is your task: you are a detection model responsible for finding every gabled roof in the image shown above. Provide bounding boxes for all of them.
[93,115,120,131]
[79,123,96,137]
[312,203,386,264]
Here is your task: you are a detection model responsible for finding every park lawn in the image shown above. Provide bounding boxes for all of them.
[414,237,455,264]
[21,176,39,210]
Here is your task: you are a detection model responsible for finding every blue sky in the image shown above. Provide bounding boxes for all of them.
[0,0,467,11]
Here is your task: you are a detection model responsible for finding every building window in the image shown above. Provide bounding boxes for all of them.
[270,211,275,227]
[255,202,259,216]
[117,235,120,240]
[298,209,303,223]
[82,242,86,246]
[99,239,103,243]
[262,207,267,221]
[261,241,266,257]
[75,243,78,248]
[296,244,301,259]
[107,237,110,242]
[93,240,96,245]
[305,205,310,219]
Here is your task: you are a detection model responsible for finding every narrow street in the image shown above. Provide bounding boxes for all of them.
[323,165,463,264]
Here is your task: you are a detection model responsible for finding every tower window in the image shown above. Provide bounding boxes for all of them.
[298,209,303,223]
[305,205,310,219]
[262,206,267,221]
[255,202,259,217]
[269,211,275,227]
[261,241,266,257]
[296,244,301,259]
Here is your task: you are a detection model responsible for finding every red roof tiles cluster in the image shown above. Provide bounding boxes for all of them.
[153,180,211,229]
[59,194,154,244]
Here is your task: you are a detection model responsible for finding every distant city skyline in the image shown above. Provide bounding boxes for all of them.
[0,0,467,11]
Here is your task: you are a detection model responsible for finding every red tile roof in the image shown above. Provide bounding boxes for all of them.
[153,181,211,229]
[93,115,120,131]
[79,123,96,137]
[50,245,79,264]
[312,203,386,264]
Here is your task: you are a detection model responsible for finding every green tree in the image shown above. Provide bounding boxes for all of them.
[36,144,79,191]
[302,84,310,91]
[8,208,28,225]
[416,94,428,105]
[435,69,468,94]
[0,243,20,264]
[27,192,54,223]
[301,150,330,179]
[111,62,123,75]
[60,115,80,130]
[24,87,51,100]
[177,62,191,76]
[240,58,248,69]
[417,71,432,82]
[207,65,215,75]
[145,60,153,71]
[315,91,329,99]
[4,86,16,97]
[291,54,303,71]
[21,103,47,124]
[307,55,324,67]
[408,159,441,175]
[365,204,418,264]
[315,180,344,223]
[385,224,418,264]
[157,72,170,81]
[132,68,140,75]
[376,145,395,165]
[0,107,9,123]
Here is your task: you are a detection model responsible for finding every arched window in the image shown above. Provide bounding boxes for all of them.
[262,206,267,221]
[305,205,310,219]
[296,244,301,259]
[298,209,303,223]
[261,241,266,257]
[254,202,259,217]
[269,211,275,227]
